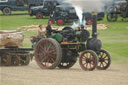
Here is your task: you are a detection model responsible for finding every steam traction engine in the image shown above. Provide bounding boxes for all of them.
[34,13,111,71]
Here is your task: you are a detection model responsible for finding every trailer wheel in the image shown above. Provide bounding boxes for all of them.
[36,12,43,19]
[79,50,98,71]
[23,56,30,65]
[2,55,11,66]
[58,61,76,69]
[11,56,20,66]
[20,55,30,65]
[97,49,111,70]
[57,19,64,26]
[2,7,11,15]
[35,38,62,69]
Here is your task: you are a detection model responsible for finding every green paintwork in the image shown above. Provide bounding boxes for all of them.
[50,33,63,43]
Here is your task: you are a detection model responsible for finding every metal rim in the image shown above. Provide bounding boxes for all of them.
[97,49,111,70]
[35,38,62,69]
[36,13,43,19]
[79,50,98,71]
[57,19,64,26]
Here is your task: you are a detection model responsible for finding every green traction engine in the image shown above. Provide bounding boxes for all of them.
[34,13,111,71]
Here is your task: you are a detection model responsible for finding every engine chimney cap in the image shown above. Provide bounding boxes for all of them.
[92,12,97,15]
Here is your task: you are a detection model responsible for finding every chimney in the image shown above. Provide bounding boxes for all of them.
[92,12,97,38]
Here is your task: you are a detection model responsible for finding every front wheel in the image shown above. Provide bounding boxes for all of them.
[97,49,111,70]
[35,38,62,69]
[79,50,98,71]
[2,7,11,15]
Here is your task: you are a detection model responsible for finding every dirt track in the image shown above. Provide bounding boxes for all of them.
[0,60,128,85]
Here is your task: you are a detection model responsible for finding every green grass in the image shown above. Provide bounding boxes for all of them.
[0,11,128,64]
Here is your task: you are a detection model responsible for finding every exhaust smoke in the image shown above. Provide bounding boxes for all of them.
[61,0,113,27]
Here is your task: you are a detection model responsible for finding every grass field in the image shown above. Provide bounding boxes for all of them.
[0,11,128,64]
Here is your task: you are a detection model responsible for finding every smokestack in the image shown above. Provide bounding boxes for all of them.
[92,12,97,38]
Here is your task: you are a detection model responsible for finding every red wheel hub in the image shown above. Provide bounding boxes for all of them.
[87,19,92,25]
[57,19,63,26]
[37,13,43,19]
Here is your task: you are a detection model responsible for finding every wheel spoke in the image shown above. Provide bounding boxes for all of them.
[100,52,104,58]
[85,63,88,69]
[101,63,105,68]
[48,49,56,54]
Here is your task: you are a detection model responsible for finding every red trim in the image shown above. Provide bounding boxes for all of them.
[50,19,54,24]
[57,19,63,26]
[87,19,92,25]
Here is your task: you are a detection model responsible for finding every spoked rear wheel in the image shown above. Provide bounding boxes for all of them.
[97,49,111,70]
[79,50,98,71]
[35,38,62,69]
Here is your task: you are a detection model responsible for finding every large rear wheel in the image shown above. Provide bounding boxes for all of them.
[79,50,98,71]
[35,38,62,69]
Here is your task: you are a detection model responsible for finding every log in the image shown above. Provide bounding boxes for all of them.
[0,30,24,48]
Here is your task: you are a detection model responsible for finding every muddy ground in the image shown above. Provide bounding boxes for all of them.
[0,60,128,85]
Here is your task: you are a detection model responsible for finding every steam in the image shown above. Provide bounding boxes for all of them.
[59,0,114,26]
[63,0,105,12]
[74,6,83,25]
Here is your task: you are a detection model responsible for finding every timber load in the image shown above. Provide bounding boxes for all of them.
[0,30,24,48]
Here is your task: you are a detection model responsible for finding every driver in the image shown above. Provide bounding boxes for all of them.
[46,21,57,36]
